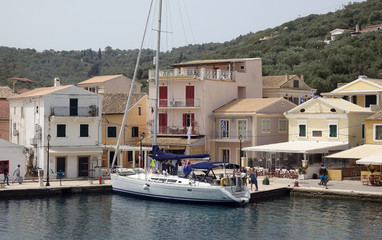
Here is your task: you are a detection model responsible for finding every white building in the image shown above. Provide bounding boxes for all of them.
[0,139,25,182]
[8,78,103,179]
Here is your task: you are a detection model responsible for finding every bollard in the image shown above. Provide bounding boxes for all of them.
[294,180,299,187]
[99,176,102,184]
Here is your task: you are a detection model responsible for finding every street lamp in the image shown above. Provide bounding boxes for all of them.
[46,134,51,186]
[239,135,242,170]
[139,132,145,168]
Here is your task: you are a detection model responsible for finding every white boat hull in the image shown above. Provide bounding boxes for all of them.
[111,173,250,204]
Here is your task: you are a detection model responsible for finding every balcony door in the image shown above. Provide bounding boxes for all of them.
[186,86,194,107]
[159,86,168,107]
[78,157,88,177]
[159,113,167,134]
[183,113,194,133]
[70,98,78,116]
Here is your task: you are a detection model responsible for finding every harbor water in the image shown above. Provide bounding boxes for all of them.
[1,194,382,240]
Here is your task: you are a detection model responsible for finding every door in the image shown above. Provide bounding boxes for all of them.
[56,157,66,175]
[159,113,167,134]
[183,113,194,133]
[78,157,89,177]
[186,86,194,107]
[159,86,168,107]
[238,120,247,139]
[70,98,78,116]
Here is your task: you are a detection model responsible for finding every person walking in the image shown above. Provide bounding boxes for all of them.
[12,165,21,184]
[3,166,10,185]
[249,168,258,191]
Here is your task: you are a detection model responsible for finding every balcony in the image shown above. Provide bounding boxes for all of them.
[51,106,99,117]
[211,130,252,142]
[157,125,200,136]
[149,67,233,81]
[159,98,200,108]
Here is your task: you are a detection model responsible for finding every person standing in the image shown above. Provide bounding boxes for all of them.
[249,168,258,191]
[3,166,10,185]
[12,165,21,184]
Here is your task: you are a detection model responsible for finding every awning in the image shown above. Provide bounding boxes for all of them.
[49,147,102,155]
[356,152,382,165]
[243,141,349,154]
[326,144,382,159]
[142,137,205,148]
[103,145,151,151]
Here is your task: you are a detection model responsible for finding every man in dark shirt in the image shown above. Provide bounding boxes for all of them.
[3,167,10,185]
[319,164,328,188]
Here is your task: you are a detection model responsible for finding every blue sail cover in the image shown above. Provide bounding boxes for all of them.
[183,162,239,177]
[151,145,210,162]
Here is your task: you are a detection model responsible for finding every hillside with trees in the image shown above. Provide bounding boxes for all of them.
[0,0,381,94]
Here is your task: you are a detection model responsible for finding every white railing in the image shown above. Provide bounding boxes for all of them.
[159,98,200,108]
[149,68,233,81]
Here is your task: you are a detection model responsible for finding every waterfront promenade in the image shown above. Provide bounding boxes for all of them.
[1,176,382,201]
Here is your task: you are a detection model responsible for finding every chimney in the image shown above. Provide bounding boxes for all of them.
[300,74,304,82]
[54,77,61,87]
[356,24,360,33]
[285,72,289,82]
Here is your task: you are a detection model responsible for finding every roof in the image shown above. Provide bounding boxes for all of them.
[366,111,382,121]
[0,139,24,149]
[172,58,260,67]
[0,86,16,98]
[0,100,10,120]
[213,98,287,114]
[102,93,145,114]
[7,77,34,83]
[243,141,349,154]
[7,85,72,99]
[326,144,382,159]
[322,78,382,95]
[77,75,125,85]
[16,88,30,94]
[262,75,297,88]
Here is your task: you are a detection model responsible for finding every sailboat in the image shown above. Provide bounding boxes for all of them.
[110,0,250,204]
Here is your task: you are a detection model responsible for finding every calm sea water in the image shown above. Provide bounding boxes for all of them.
[1,194,382,240]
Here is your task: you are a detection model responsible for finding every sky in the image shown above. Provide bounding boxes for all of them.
[0,0,366,52]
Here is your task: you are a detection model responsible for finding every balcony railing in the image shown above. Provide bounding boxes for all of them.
[159,98,200,108]
[213,130,252,140]
[149,67,233,81]
[158,125,200,135]
[51,106,99,117]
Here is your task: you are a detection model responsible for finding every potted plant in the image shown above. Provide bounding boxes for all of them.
[262,176,269,185]
[88,105,97,116]
[368,164,376,185]
[298,167,307,180]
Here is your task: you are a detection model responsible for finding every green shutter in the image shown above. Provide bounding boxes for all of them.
[299,125,306,137]
[330,125,337,137]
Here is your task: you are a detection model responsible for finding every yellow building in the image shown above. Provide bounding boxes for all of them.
[322,76,382,110]
[262,74,316,105]
[365,111,382,145]
[101,93,147,168]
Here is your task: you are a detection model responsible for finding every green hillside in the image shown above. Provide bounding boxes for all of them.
[0,0,381,94]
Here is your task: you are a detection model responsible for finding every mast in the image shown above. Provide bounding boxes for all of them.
[152,0,162,146]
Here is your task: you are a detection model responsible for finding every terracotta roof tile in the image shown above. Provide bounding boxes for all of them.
[102,93,146,114]
[77,75,125,85]
[0,86,16,98]
[213,98,285,114]
[8,85,72,99]
[366,111,382,120]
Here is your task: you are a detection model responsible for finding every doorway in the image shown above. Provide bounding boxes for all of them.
[56,157,66,176]
[78,157,89,177]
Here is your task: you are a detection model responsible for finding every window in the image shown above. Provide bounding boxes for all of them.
[361,124,365,139]
[293,80,299,88]
[238,120,247,139]
[293,97,299,105]
[57,124,66,137]
[222,149,230,163]
[0,160,9,174]
[138,106,142,116]
[132,126,139,138]
[261,119,270,133]
[221,119,229,138]
[107,126,117,138]
[365,95,377,107]
[299,124,306,137]
[312,130,322,137]
[375,125,382,141]
[352,96,357,104]
[21,107,24,118]
[80,124,89,137]
[279,119,287,133]
[329,124,338,138]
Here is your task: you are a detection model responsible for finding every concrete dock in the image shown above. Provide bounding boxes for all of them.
[1,176,382,202]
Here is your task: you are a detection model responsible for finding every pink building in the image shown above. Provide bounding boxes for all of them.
[146,58,262,154]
